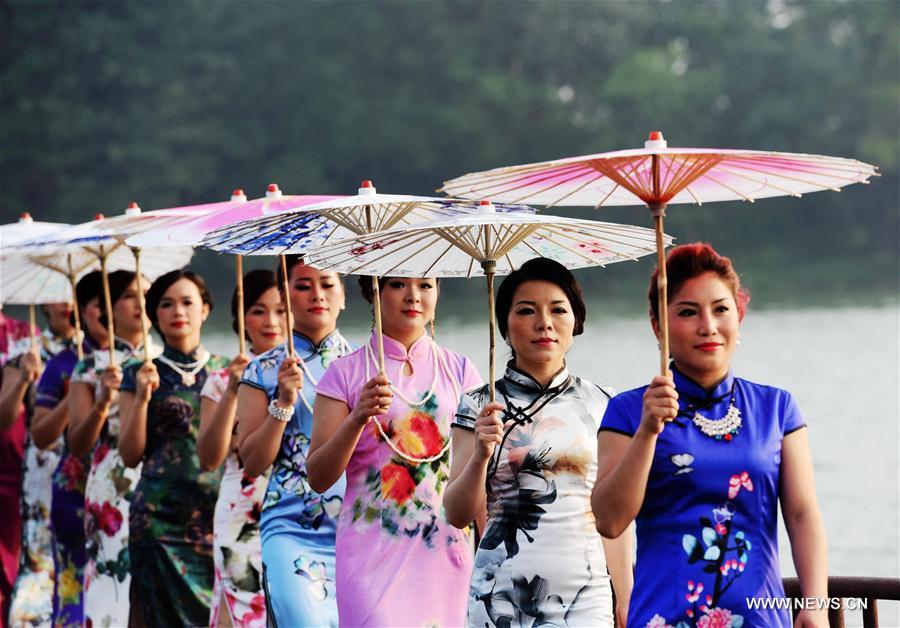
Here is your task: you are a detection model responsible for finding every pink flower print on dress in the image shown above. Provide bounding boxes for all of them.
[727,471,753,499]
[696,606,735,628]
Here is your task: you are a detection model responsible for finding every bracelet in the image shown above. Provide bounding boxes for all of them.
[268,398,294,423]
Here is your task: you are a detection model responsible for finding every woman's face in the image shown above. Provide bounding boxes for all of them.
[155,278,209,346]
[244,287,286,354]
[112,278,150,340]
[81,297,109,345]
[288,264,345,338]
[43,301,75,335]
[657,272,740,385]
[506,280,575,374]
[379,277,438,340]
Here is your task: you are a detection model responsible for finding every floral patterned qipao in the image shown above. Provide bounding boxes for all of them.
[72,338,154,628]
[240,330,352,628]
[202,352,268,628]
[316,332,481,627]
[8,329,83,627]
[0,314,37,623]
[454,364,615,628]
[38,344,94,627]
[121,345,228,627]
[599,366,806,628]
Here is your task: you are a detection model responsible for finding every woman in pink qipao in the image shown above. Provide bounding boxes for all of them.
[308,276,481,627]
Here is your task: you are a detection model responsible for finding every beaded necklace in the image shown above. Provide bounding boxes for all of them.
[363,336,461,465]
[679,378,742,442]
[157,348,211,387]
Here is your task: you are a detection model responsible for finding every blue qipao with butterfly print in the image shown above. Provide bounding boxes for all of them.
[599,365,806,628]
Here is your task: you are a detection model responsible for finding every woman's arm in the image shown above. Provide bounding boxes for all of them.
[780,428,829,628]
[0,355,39,430]
[198,355,250,471]
[237,357,302,478]
[306,374,391,493]
[118,362,159,468]
[67,366,122,458]
[592,375,678,538]
[601,523,635,628]
[442,401,505,530]
[30,400,69,449]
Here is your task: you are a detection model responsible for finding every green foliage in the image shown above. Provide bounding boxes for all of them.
[1,0,897,319]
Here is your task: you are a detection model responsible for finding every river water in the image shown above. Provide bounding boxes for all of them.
[207,304,899,624]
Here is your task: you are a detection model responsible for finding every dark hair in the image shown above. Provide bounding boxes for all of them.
[648,242,750,321]
[357,276,440,304]
[98,270,137,328]
[275,255,305,294]
[496,258,586,342]
[232,269,278,336]
[145,269,213,335]
[68,270,105,326]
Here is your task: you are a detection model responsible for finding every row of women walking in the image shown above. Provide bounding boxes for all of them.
[0,242,828,628]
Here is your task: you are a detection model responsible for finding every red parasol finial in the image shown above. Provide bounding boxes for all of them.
[94,213,105,221]
[645,131,667,150]
[231,189,247,202]
[125,201,141,216]
[359,180,376,195]
[19,211,32,223]
[266,183,282,199]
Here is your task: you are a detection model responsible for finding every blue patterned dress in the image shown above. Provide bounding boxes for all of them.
[599,366,806,628]
[36,343,92,627]
[240,330,352,628]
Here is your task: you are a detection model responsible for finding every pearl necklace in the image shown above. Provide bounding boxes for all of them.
[295,333,352,414]
[687,380,742,442]
[157,349,211,387]
[364,337,460,465]
[364,340,441,407]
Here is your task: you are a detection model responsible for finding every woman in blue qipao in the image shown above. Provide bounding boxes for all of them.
[237,256,353,628]
[592,243,829,628]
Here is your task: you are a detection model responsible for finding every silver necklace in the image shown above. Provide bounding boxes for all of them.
[157,349,211,387]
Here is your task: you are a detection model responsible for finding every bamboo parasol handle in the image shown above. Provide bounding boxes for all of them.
[482,259,497,402]
[650,203,669,376]
[131,248,150,364]
[99,248,116,367]
[371,276,386,375]
[28,304,36,350]
[280,255,295,358]
[235,255,246,356]
[67,254,84,361]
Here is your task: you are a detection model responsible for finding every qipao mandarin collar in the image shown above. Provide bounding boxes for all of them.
[161,343,206,364]
[293,328,344,361]
[671,362,735,401]
[372,332,431,362]
[503,361,570,393]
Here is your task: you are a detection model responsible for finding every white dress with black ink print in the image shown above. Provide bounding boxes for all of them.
[454,363,615,628]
